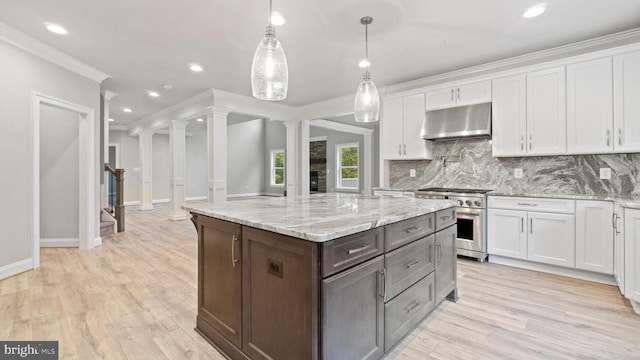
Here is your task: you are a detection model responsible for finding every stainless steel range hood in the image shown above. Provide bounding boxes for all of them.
[420,102,491,140]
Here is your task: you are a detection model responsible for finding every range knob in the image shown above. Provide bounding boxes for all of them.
[474,200,482,207]
[465,200,473,206]
[457,200,464,206]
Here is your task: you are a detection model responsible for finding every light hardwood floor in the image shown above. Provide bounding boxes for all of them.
[1,203,639,359]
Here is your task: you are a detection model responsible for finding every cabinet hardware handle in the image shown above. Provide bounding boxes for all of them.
[521,217,524,233]
[436,243,443,264]
[347,244,371,255]
[231,235,239,267]
[612,213,616,229]
[405,259,420,269]
[403,144,407,155]
[607,129,611,147]
[529,134,532,151]
[618,128,623,146]
[530,218,533,234]
[379,269,387,299]
[517,202,537,206]
[405,301,421,313]
[398,144,402,156]
[520,135,524,151]
[405,226,423,234]
[450,89,454,101]
[440,215,452,221]
[428,217,432,229]
[615,214,621,235]
[457,87,460,100]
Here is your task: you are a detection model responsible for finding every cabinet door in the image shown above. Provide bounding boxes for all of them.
[382,97,404,160]
[492,75,527,157]
[435,224,457,305]
[624,208,640,303]
[575,201,614,274]
[197,217,242,348]
[527,67,567,155]
[322,256,384,360]
[614,51,640,152]
[487,209,528,259]
[614,205,625,294]
[456,81,492,106]
[243,228,318,360]
[567,57,614,154]
[403,93,431,159]
[527,212,575,267]
[425,87,456,110]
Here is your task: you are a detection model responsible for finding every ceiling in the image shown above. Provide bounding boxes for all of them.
[2,0,640,126]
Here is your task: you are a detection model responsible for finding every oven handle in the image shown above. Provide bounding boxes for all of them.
[456,209,484,217]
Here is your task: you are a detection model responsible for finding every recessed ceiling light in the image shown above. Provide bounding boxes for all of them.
[148,91,160,97]
[358,58,371,68]
[108,118,115,122]
[45,22,68,35]
[123,108,132,113]
[271,12,285,26]
[523,4,546,18]
[189,64,203,72]
[196,118,204,122]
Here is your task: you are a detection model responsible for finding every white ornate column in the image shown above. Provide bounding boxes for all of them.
[101,90,117,209]
[207,107,230,203]
[363,132,373,195]
[283,120,300,196]
[169,120,187,220]
[300,119,310,196]
[138,129,154,210]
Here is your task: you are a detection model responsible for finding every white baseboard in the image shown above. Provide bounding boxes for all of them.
[152,198,170,204]
[186,196,207,202]
[261,192,285,197]
[40,238,79,247]
[227,193,263,199]
[488,255,616,286]
[124,200,139,206]
[0,258,33,280]
[631,300,640,314]
[93,237,103,247]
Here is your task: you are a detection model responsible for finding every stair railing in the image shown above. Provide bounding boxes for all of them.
[104,164,125,232]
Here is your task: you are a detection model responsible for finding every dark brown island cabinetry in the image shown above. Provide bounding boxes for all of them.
[192,207,457,360]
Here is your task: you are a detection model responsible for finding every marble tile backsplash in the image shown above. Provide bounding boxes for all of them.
[389,138,640,196]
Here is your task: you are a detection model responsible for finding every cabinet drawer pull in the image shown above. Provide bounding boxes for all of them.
[607,129,611,147]
[398,144,402,156]
[517,202,537,206]
[440,215,452,221]
[457,87,460,100]
[450,89,454,101]
[231,235,239,267]
[521,217,524,233]
[404,226,423,234]
[405,259,420,269]
[403,144,407,155]
[347,244,371,255]
[405,301,421,313]
[530,218,533,234]
[619,128,623,146]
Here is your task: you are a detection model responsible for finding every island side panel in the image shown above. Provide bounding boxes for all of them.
[242,227,319,360]
[195,215,245,356]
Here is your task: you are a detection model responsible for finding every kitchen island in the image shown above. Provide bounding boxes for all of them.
[184,193,458,360]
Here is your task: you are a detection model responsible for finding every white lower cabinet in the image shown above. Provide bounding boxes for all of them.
[487,209,527,259]
[624,208,640,305]
[528,212,575,268]
[575,201,614,274]
[614,204,625,293]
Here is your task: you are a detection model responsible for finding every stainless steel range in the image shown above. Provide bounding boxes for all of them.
[413,187,491,262]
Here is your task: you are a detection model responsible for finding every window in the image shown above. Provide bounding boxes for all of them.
[270,149,285,186]
[336,143,359,190]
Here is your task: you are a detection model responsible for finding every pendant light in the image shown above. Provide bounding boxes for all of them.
[354,16,380,123]
[251,0,288,101]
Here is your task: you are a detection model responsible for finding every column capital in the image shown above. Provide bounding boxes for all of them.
[170,119,187,128]
[101,90,118,100]
[205,106,232,117]
[283,119,301,128]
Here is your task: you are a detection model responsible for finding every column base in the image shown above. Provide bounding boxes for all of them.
[139,204,154,211]
[631,299,640,315]
[169,212,188,221]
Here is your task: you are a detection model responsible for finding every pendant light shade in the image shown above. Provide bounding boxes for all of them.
[251,0,288,101]
[354,16,379,123]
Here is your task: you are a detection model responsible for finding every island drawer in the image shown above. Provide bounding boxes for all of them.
[384,272,435,351]
[435,208,456,230]
[385,213,435,251]
[385,234,434,300]
[322,227,384,278]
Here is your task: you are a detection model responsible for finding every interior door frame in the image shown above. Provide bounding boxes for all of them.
[32,92,97,268]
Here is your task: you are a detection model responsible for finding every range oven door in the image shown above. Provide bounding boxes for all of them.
[455,208,485,253]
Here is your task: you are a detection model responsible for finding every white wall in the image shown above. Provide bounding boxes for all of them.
[0,39,101,271]
[152,133,170,201]
[264,119,286,195]
[109,130,140,203]
[186,130,207,199]
[40,105,79,239]
[227,118,266,196]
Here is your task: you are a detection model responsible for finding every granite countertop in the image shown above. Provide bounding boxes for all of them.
[183,193,456,242]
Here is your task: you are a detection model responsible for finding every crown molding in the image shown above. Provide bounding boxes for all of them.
[386,27,640,95]
[211,89,293,120]
[311,119,374,135]
[0,21,110,83]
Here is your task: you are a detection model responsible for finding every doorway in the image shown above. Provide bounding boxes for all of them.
[32,93,97,268]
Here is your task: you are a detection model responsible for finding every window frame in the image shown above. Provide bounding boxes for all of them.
[335,142,359,191]
[270,149,285,187]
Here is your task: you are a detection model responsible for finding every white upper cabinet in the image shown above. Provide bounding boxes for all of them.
[425,80,491,111]
[567,58,614,154]
[381,94,433,160]
[614,50,640,152]
[492,75,527,157]
[526,67,567,155]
